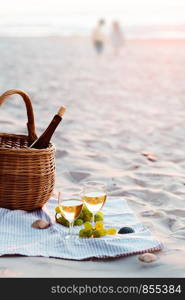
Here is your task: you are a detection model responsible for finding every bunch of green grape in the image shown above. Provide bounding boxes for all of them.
[79,221,117,238]
[55,204,104,227]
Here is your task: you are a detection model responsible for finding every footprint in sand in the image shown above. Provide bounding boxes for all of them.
[69,171,90,182]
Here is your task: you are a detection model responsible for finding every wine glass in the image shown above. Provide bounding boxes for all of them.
[58,192,83,239]
[81,181,107,226]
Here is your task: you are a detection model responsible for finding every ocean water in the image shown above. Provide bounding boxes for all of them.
[0,13,185,39]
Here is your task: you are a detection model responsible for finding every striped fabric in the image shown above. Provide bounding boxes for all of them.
[0,197,163,260]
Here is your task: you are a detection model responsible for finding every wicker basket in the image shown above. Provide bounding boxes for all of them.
[0,89,56,211]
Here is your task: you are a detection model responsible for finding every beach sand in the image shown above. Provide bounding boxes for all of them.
[0,37,185,277]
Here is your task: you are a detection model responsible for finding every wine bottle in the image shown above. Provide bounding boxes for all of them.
[29,106,66,149]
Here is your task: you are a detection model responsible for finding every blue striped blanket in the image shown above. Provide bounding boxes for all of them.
[0,197,163,260]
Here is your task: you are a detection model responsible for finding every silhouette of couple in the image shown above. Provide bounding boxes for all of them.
[92,19,124,55]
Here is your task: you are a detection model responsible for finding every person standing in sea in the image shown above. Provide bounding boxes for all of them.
[110,21,124,55]
[92,19,106,55]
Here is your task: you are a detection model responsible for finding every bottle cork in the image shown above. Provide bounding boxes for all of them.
[57,106,66,117]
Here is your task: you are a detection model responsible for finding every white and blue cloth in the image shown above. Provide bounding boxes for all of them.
[0,197,163,260]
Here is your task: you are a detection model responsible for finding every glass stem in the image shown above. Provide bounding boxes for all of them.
[92,214,95,228]
[69,221,74,237]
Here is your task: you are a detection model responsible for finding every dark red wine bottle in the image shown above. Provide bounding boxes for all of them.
[29,106,66,149]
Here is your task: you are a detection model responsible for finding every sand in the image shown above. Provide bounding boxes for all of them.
[0,37,185,277]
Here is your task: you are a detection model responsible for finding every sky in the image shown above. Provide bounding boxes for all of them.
[0,0,184,37]
[0,0,184,21]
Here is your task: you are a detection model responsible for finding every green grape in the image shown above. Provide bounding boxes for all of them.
[107,228,117,235]
[93,230,101,238]
[84,222,93,230]
[95,212,104,222]
[95,221,104,231]
[82,204,89,213]
[79,229,87,238]
[56,215,69,227]
[79,229,93,238]
[55,206,62,214]
[81,205,93,222]
[79,211,84,219]
[83,213,93,222]
[74,218,84,226]
[55,214,64,224]
[99,229,107,237]
[63,218,70,227]
[85,229,93,237]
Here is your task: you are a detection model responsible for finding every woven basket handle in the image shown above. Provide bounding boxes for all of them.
[0,89,37,143]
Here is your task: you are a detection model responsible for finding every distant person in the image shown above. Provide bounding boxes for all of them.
[92,19,106,54]
[110,21,124,55]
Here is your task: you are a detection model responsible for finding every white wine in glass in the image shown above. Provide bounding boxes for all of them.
[58,193,83,239]
[82,182,107,225]
[83,192,106,214]
[61,200,83,223]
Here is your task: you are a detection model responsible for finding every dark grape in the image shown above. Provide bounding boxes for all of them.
[118,227,134,234]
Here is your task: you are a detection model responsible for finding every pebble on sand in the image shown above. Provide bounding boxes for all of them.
[153,211,166,217]
[138,253,157,263]
[141,152,157,162]
[31,219,50,229]
[142,210,166,217]
[141,152,150,157]
[147,155,157,162]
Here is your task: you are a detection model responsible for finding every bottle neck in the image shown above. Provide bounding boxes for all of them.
[30,114,62,148]
[41,114,62,140]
